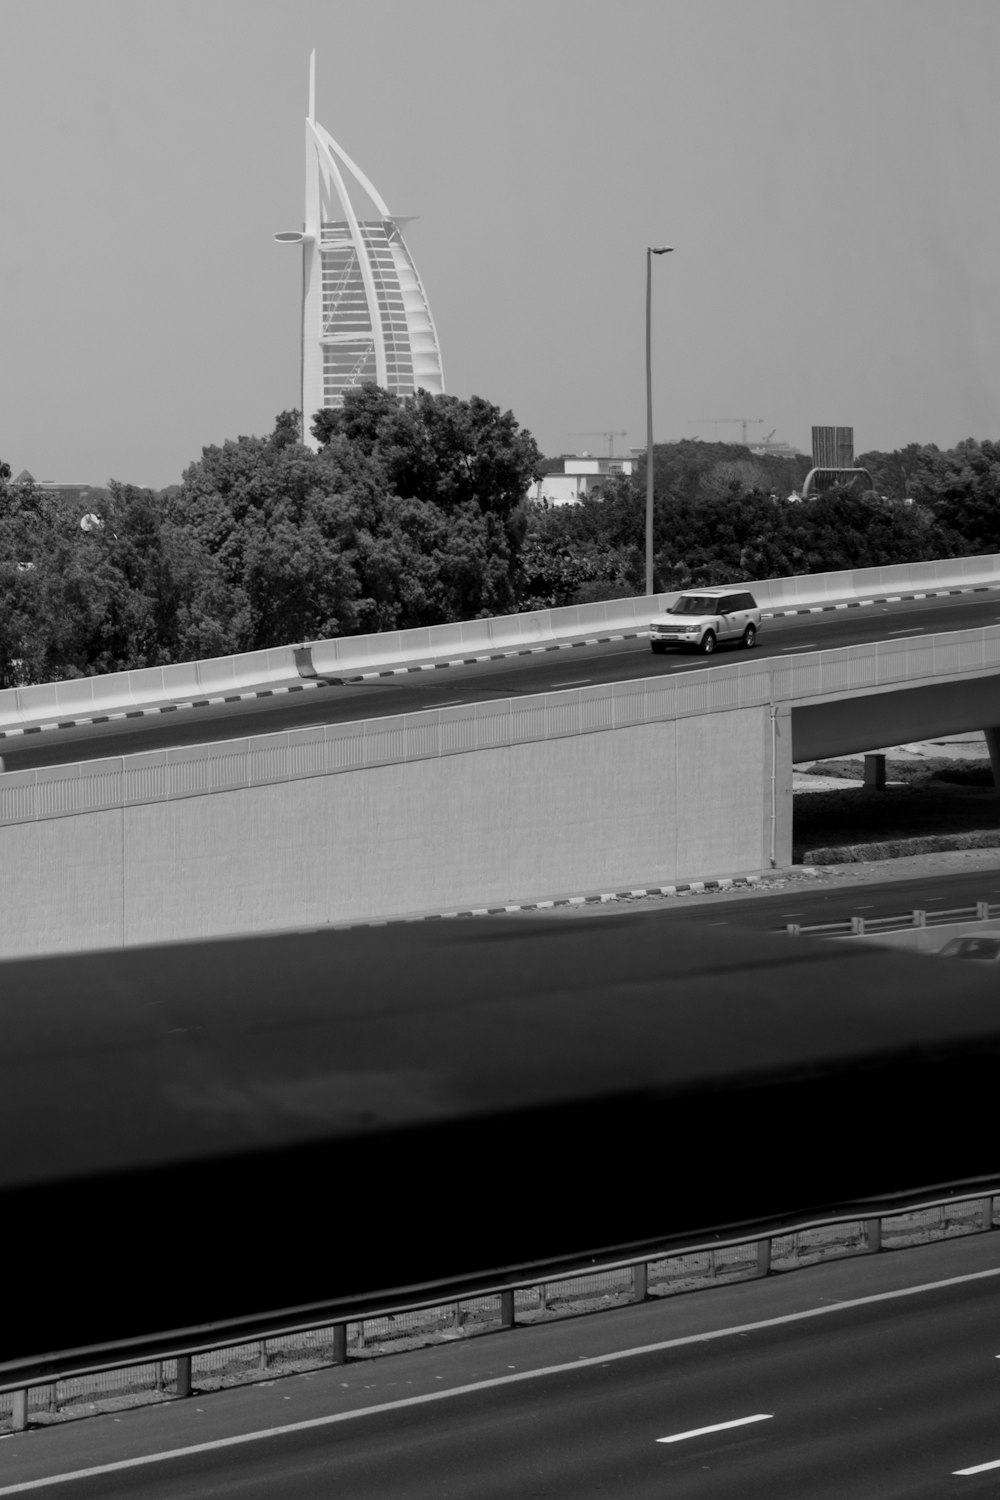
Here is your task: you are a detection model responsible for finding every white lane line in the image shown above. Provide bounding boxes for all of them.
[5,1267,1000,1495]
[954,1457,1000,1475]
[888,628,925,635]
[657,1414,773,1444]
[780,644,819,651]
[552,679,592,687]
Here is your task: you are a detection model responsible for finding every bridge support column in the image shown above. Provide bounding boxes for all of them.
[985,728,1000,792]
[768,704,794,868]
[863,753,886,790]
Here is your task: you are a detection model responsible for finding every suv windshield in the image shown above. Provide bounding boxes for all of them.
[669,596,717,616]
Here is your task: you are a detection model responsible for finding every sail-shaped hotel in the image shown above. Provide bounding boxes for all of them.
[276,54,445,447]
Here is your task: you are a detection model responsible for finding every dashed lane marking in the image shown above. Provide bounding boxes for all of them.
[657,1414,773,1444]
[5,1267,1000,1495]
[2,582,997,740]
[954,1458,1000,1476]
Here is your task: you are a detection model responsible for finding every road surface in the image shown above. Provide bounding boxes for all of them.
[4,1233,1000,1498]
[3,591,999,771]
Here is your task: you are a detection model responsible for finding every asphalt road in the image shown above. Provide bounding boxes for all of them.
[554,864,1000,936]
[4,590,1000,771]
[5,1235,1000,1499]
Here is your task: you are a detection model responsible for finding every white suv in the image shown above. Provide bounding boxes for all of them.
[649,587,761,656]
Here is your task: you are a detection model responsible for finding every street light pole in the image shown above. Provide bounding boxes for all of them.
[645,246,673,597]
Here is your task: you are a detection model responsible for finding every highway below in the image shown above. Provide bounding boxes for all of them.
[4,1234,1000,1498]
[3,590,1000,772]
[529,862,1000,937]
[4,593,1000,1495]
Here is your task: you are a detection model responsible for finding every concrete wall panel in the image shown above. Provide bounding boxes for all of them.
[0,706,775,956]
[0,811,124,956]
[672,711,768,875]
[118,716,750,943]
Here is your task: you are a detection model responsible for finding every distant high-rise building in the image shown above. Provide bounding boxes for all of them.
[276,53,445,448]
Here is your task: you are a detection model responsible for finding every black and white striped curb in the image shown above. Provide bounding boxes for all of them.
[762,581,1000,618]
[0,634,647,737]
[331,584,1000,677]
[359,875,778,925]
[3,582,997,739]
[289,580,1000,685]
[335,632,643,683]
[0,678,330,740]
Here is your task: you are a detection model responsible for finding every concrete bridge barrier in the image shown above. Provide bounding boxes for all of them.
[2,552,1000,732]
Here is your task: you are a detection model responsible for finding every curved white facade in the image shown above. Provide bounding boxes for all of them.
[277,55,445,447]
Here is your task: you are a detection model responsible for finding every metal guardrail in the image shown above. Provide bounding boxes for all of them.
[3,1183,998,1433]
[786,902,1000,938]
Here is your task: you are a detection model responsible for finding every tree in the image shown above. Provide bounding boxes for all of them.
[905,440,1000,555]
[311,384,399,452]
[855,443,929,500]
[0,470,45,686]
[270,409,303,451]
[314,384,543,619]
[170,415,362,656]
[518,486,644,608]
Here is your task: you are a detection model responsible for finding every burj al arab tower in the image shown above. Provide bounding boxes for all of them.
[275,53,445,447]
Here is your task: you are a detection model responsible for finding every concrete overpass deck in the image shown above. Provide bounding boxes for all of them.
[5,555,1000,957]
[4,589,1000,773]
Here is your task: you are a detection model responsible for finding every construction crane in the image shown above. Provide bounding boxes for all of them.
[570,430,628,458]
[688,418,765,445]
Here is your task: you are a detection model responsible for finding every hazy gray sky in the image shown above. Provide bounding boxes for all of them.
[2,0,997,488]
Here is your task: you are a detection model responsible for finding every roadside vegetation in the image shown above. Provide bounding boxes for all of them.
[2,394,1000,686]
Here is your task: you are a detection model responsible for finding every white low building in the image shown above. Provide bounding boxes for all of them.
[529,456,634,506]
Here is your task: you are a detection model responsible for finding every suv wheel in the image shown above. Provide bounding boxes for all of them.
[700,630,716,655]
[742,624,756,648]
[650,641,666,655]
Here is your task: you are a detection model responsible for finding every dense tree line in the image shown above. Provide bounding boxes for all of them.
[0,389,541,687]
[520,439,1000,608]
[2,393,1000,687]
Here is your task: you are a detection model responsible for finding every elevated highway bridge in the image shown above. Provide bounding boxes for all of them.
[3,557,1000,957]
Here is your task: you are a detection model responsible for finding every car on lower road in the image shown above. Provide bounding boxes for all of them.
[649,587,761,655]
[936,936,1000,963]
